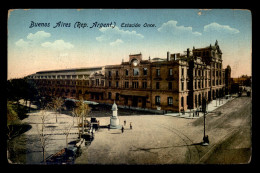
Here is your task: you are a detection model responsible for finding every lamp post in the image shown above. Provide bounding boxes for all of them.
[202,97,209,145]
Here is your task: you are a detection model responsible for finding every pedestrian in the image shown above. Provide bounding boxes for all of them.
[124,120,126,126]
[130,122,132,130]
[121,126,124,133]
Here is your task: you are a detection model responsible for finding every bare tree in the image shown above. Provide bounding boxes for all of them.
[36,109,52,164]
[63,124,73,149]
[50,97,64,123]
[71,99,91,139]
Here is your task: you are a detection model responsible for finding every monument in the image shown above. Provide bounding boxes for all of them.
[110,101,121,129]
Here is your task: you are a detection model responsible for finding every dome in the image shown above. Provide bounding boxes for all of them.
[112,101,118,111]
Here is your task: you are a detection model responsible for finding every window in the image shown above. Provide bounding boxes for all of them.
[168,97,173,106]
[132,82,139,88]
[125,81,129,88]
[155,96,160,105]
[108,92,112,99]
[142,82,147,89]
[96,79,99,86]
[156,69,160,77]
[101,80,104,86]
[133,68,139,76]
[181,68,184,76]
[169,68,173,76]
[116,93,119,100]
[156,82,160,89]
[125,69,128,76]
[168,82,172,90]
[195,80,197,89]
[181,97,184,107]
[143,68,148,76]
[198,81,200,89]
[109,81,111,87]
[116,81,119,88]
[198,70,201,76]
[116,71,119,77]
[108,71,111,77]
[195,70,197,76]
[181,81,184,91]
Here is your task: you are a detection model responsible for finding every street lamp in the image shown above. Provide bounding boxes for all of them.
[202,97,209,146]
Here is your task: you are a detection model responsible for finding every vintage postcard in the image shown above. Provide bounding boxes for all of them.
[7,9,252,165]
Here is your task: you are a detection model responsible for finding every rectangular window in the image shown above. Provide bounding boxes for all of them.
[143,68,148,76]
[125,69,128,76]
[181,97,184,107]
[109,81,111,87]
[168,82,172,90]
[116,93,119,100]
[168,97,173,106]
[108,71,111,77]
[108,92,112,99]
[125,81,129,88]
[116,71,119,77]
[195,80,197,89]
[96,79,99,86]
[198,81,200,89]
[116,81,119,88]
[182,68,184,76]
[142,82,147,89]
[156,69,160,77]
[155,96,160,105]
[132,82,139,88]
[169,68,173,76]
[156,82,160,89]
[101,80,104,86]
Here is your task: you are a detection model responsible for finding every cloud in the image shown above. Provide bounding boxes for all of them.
[15,30,51,48]
[15,39,29,48]
[158,20,202,36]
[109,39,123,46]
[41,40,74,50]
[204,22,240,34]
[27,31,51,41]
[96,26,144,43]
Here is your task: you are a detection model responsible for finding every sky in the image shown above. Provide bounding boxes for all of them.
[7,9,252,79]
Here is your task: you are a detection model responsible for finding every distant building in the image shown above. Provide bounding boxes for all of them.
[27,41,231,112]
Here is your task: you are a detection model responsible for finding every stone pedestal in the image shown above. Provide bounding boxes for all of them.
[109,101,121,129]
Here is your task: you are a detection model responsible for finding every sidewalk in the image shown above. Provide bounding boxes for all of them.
[164,95,237,119]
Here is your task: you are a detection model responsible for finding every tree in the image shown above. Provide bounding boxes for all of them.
[63,124,73,149]
[7,102,21,163]
[36,109,52,164]
[50,97,64,123]
[71,99,91,139]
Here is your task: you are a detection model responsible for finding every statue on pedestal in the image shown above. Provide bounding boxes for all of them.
[110,101,121,129]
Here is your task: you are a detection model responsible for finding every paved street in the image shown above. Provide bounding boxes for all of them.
[75,94,252,164]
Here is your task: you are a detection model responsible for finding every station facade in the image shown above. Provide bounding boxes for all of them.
[28,41,229,112]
